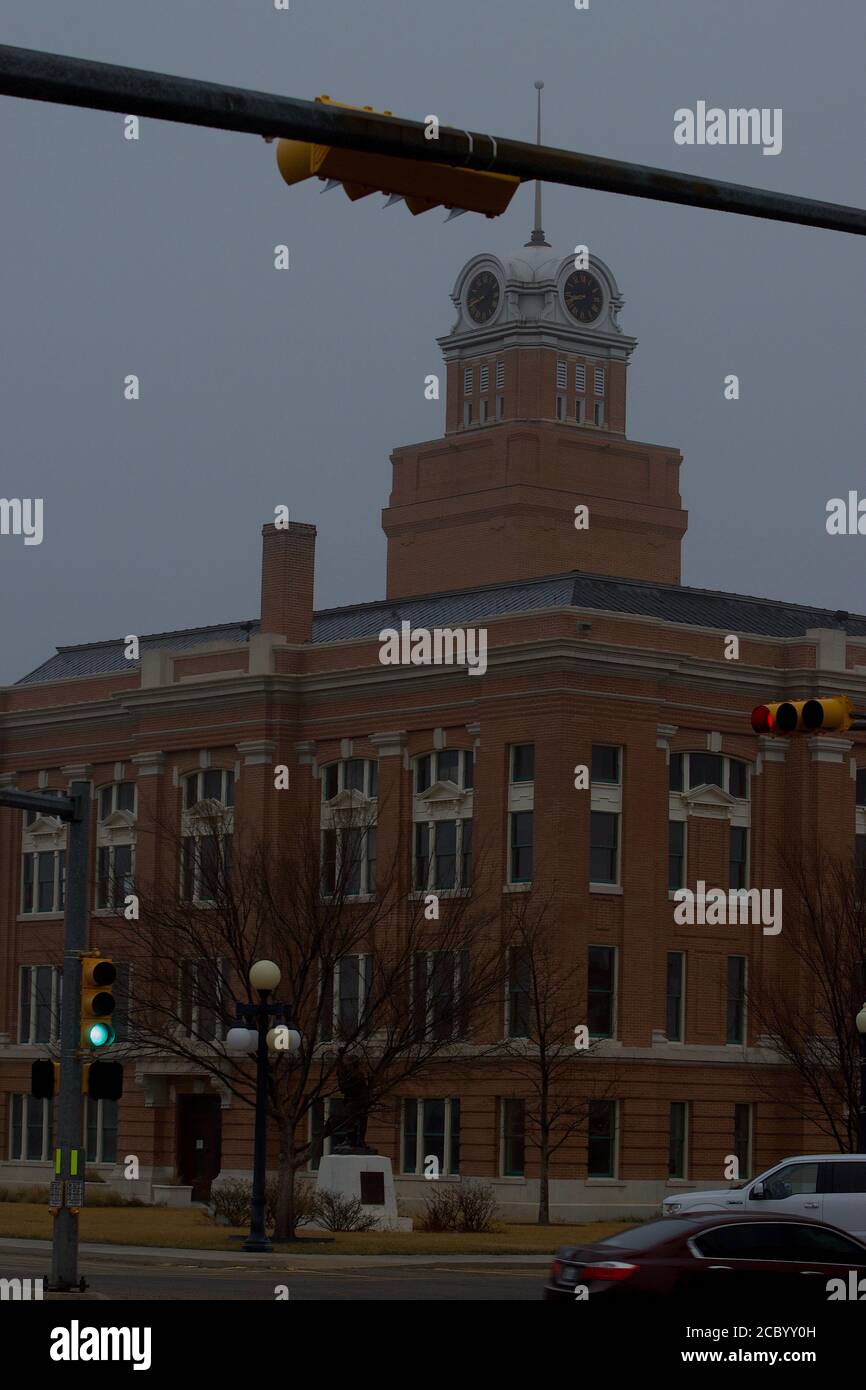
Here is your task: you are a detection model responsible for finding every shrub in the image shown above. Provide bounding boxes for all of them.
[418,1181,499,1233]
[210,1179,251,1228]
[455,1181,499,1233]
[0,1185,49,1204]
[210,1176,317,1230]
[311,1190,378,1233]
[417,1183,463,1232]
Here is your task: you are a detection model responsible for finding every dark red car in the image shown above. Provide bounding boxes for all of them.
[544,1212,866,1302]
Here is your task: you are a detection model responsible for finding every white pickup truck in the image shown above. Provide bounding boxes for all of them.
[661,1154,866,1241]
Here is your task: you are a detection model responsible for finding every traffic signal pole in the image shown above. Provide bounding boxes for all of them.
[0,782,90,1291]
[0,43,864,236]
[50,780,90,1290]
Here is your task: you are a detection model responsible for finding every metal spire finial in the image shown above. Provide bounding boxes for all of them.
[526,81,550,247]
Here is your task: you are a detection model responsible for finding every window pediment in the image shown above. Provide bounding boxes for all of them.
[322,787,377,831]
[100,808,136,834]
[24,815,66,849]
[679,783,736,819]
[326,788,374,812]
[416,780,470,812]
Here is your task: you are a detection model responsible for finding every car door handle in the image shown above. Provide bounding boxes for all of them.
[803,1202,819,1209]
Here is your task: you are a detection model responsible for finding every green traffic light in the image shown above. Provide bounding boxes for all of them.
[88,1021,115,1048]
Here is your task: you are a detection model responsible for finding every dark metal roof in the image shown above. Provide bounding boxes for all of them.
[14,571,866,686]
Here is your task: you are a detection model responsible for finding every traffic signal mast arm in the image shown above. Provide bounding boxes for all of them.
[0,44,865,235]
[751,696,866,735]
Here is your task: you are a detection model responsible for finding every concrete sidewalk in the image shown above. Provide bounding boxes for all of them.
[0,1235,551,1268]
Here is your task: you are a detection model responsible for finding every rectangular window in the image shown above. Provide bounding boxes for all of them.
[496,361,505,389]
[37,852,55,912]
[594,366,605,395]
[179,959,225,1042]
[9,1095,52,1162]
[22,852,34,914]
[463,401,472,427]
[510,811,533,884]
[689,752,723,790]
[413,951,468,1041]
[556,361,567,390]
[507,946,530,1038]
[857,768,866,806]
[590,811,619,885]
[402,1098,460,1175]
[414,823,430,891]
[669,1102,687,1179]
[591,745,620,784]
[344,759,365,793]
[496,395,504,420]
[729,826,748,891]
[669,752,684,792]
[415,755,432,793]
[593,401,604,427]
[86,1098,118,1165]
[588,945,616,1038]
[726,955,747,1044]
[666,952,684,1041]
[480,399,489,423]
[575,399,583,424]
[733,1103,753,1179]
[575,364,586,393]
[728,759,748,799]
[463,367,473,394]
[202,768,222,801]
[511,745,534,783]
[437,749,459,783]
[18,965,60,1044]
[310,1098,349,1171]
[461,818,473,887]
[480,365,489,392]
[501,1098,525,1177]
[556,395,565,421]
[433,820,457,890]
[668,820,685,892]
[587,1099,616,1178]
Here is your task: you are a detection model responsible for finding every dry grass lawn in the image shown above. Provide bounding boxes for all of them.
[0,1202,635,1255]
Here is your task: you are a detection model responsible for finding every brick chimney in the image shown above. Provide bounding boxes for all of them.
[260,521,317,642]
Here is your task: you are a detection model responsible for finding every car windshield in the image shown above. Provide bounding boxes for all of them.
[597,1219,697,1250]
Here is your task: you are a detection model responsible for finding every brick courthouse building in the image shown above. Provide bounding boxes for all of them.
[2,236,865,1220]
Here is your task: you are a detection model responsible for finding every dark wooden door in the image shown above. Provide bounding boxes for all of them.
[177,1095,222,1200]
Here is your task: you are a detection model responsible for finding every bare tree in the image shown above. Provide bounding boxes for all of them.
[113,797,503,1237]
[747,845,866,1151]
[501,893,617,1224]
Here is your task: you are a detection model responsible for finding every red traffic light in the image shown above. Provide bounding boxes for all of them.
[751,704,775,734]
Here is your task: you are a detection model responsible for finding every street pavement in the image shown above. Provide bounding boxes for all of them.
[0,1239,546,1301]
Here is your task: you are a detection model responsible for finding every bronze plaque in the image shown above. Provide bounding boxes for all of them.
[360,1171,385,1206]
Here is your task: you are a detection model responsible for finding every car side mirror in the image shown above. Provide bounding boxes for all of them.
[750,1181,765,1200]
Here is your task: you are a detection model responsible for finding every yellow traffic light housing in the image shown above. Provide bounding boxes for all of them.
[276,96,521,218]
[80,956,117,1050]
[752,695,854,736]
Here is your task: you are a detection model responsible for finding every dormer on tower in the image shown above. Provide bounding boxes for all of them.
[441,248,635,437]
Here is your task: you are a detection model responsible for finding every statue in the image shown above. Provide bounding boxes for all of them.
[334,1054,375,1154]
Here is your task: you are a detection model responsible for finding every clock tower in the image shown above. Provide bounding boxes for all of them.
[382,230,688,600]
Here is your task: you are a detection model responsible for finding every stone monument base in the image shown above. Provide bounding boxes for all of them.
[313,1154,412,1232]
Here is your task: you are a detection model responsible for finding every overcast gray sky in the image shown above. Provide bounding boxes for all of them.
[1,0,863,685]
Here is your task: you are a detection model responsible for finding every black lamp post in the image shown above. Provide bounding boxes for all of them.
[226,959,299,1252]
